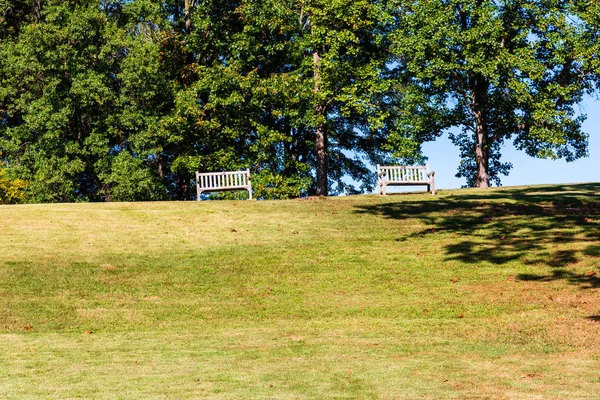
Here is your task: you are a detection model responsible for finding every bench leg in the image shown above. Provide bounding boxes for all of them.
[382,182,387,196]
[430,178,435,195]
[196,173,200,201]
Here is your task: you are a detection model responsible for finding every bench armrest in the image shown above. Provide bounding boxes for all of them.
[427,171,435,177]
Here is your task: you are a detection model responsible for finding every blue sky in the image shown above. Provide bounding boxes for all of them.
[415,95,600,190]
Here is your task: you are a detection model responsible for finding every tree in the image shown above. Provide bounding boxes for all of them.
[303,0,399,195]
[391,0,594,187]
[0,0,158,202]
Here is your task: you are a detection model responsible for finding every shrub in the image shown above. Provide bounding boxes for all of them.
[0,165,28,204]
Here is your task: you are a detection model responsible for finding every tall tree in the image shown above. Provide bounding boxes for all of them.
[391,0,594,187]
[0,1,145,202]
[304,0,398,195]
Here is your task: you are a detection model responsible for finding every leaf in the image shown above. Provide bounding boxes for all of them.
[521,373,538,379]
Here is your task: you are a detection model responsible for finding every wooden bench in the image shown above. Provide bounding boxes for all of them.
[377,164,435,195]
[196,169,252,200]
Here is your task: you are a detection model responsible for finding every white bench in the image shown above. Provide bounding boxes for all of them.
[196,169,252,200]
[377,164,435,195]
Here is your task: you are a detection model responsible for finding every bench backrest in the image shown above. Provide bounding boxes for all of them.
[196,169,250,190]
[377,164,431,182]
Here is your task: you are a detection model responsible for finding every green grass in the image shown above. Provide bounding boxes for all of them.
[1,183,600,399]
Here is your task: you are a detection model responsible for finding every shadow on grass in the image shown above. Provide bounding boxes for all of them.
[355,183,600,290]
[518,269,600,289]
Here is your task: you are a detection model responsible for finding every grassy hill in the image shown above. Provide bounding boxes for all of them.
[1,183,599,399]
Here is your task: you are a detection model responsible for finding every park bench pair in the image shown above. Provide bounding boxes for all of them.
[195,164,435,200]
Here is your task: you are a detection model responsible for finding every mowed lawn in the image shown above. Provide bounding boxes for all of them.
[1,184,600,399]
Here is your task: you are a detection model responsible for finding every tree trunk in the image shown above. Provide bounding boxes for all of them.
[184,0,192,33]
[177,174,190,200]
[469,74,490,188]
[157,153,165,180]
[182,180,190,199]
[315,110,328,196]
[474,120,490,188]
[313,50,328,196]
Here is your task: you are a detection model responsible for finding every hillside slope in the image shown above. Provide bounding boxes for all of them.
[1,183,599,399]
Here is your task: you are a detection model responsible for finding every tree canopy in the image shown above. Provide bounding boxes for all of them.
[1,0,404,201]
[390,0,598,187]
[0,0,597,202]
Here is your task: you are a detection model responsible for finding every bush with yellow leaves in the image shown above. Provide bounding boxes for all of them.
[0,164,28,204]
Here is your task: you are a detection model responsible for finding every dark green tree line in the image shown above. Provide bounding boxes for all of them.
[1,0,403,201]
[1,0,597,202]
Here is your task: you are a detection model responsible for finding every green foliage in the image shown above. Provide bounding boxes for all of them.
[98,151,167,201]
[0,0,130,202]
[115,0,401,198]
[251,169,312,200]
[573,0,600,89]
[0,0,596,199]
[390,0,595,187]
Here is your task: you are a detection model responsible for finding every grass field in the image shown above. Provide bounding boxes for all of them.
[1,183,600,399]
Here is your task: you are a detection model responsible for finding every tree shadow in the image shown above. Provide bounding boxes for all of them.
[355,183,600,290]
[518,269,600,289]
